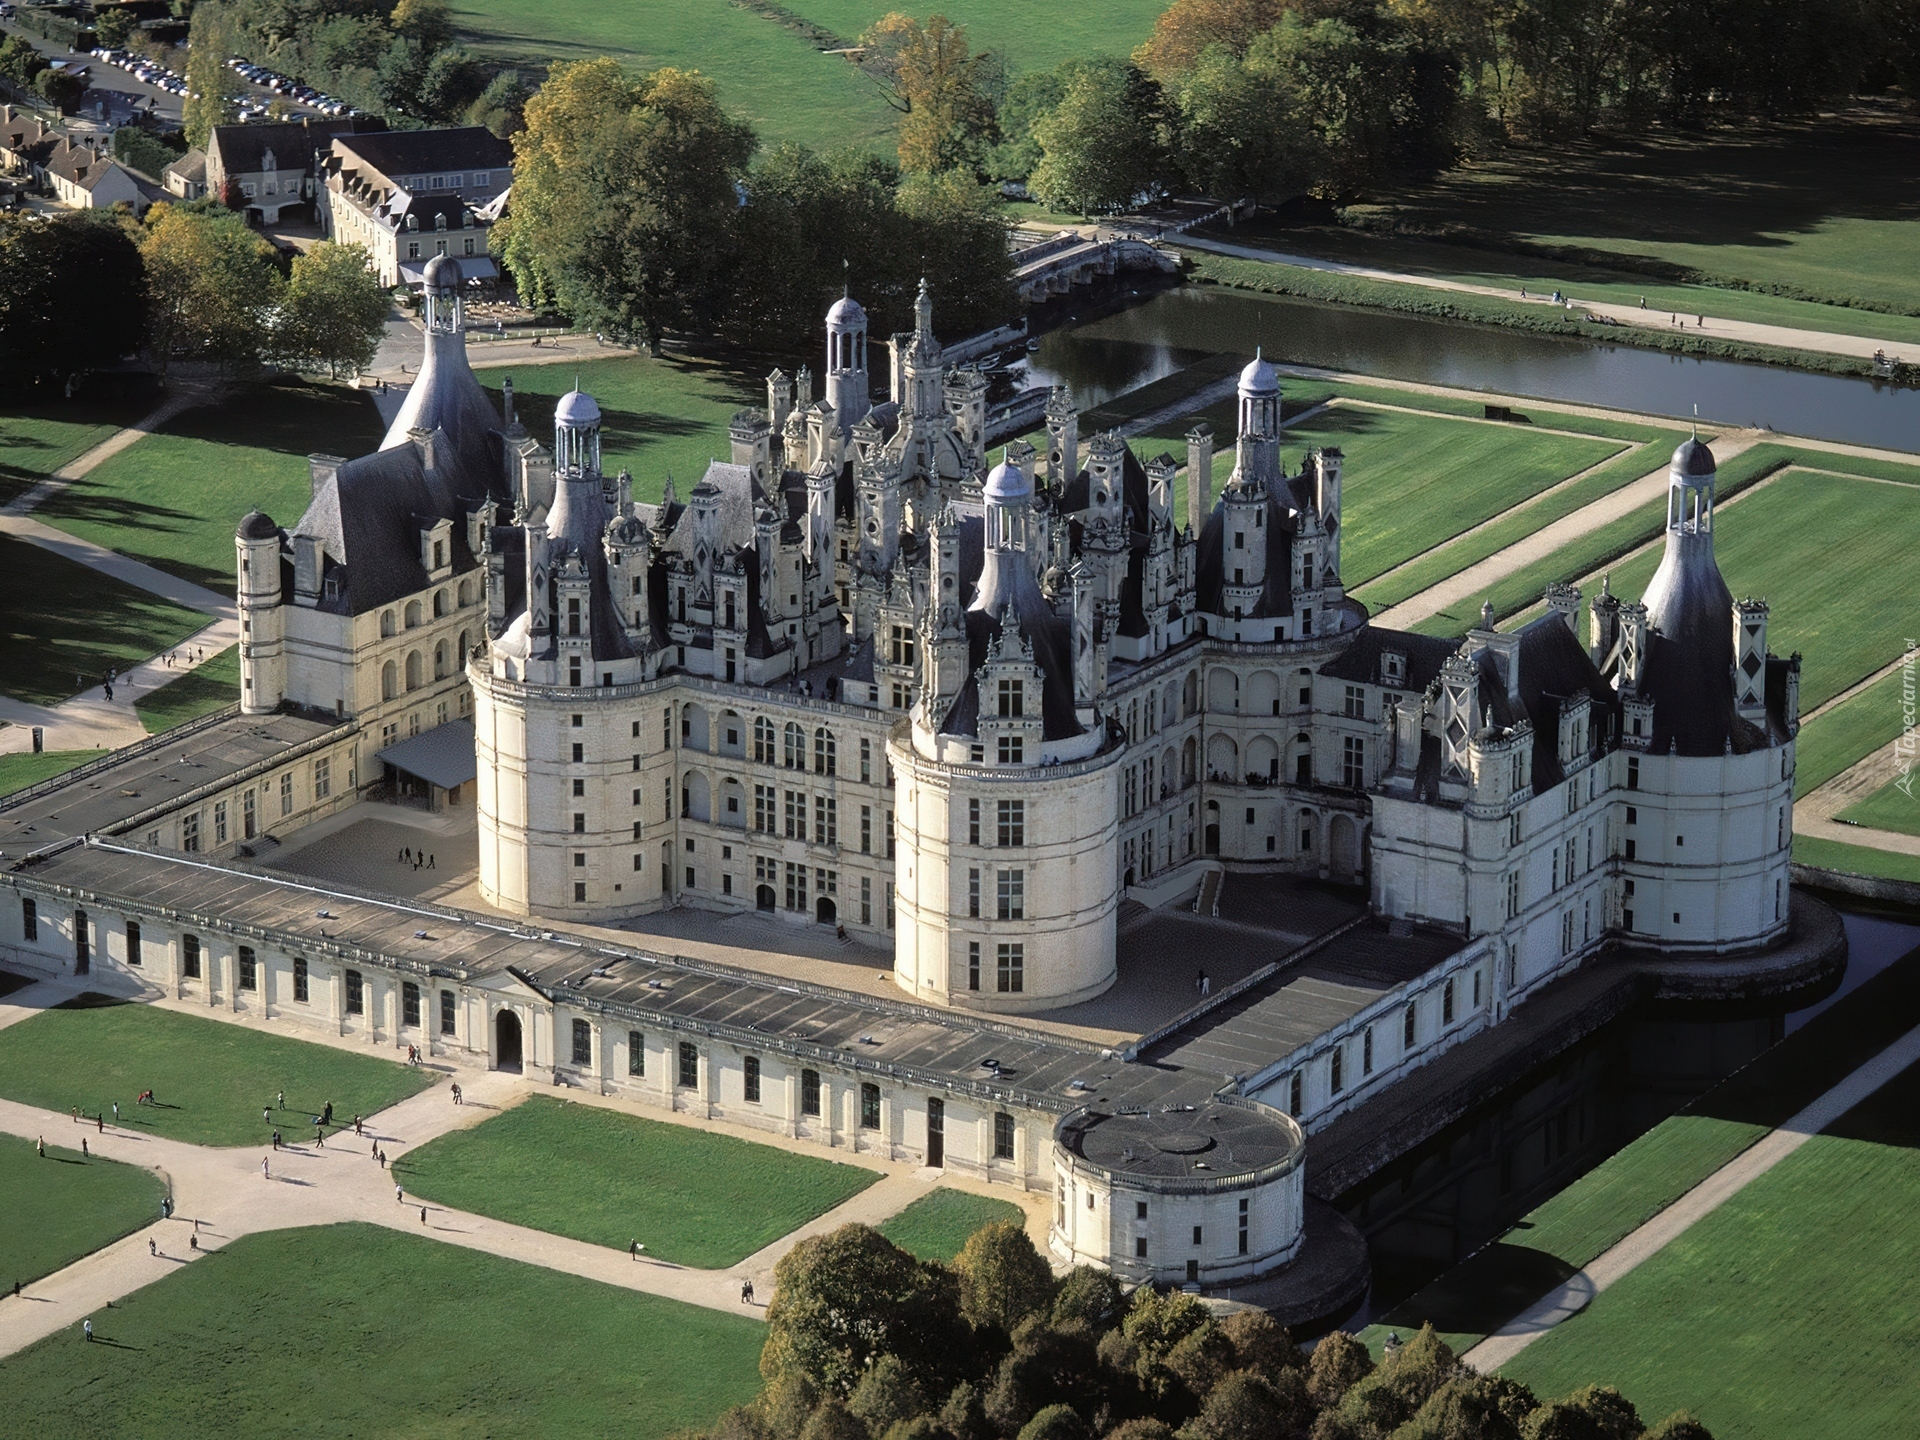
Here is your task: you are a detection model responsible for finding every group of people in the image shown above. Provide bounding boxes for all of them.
[397,847,437,871]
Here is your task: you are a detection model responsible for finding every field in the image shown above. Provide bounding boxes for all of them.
[0,391,156,507]
[486,356,760,507]
[0,1131,167,1287]
[0,534,210,707]
[397,1094,879,1268]
[0,1223,765,1438]
[0,997,433,1147]
[1793,834,1920,884]
[1838,776,1920,838]
[0,748,98,797]
[1316,104,1920,321]
[877,1188,1027,1262]
[1794,671,1910,798]
[449,0,896,153]
[133,645,239,734]
[1503,1059,1920,1439]
[783,0,1166,73]
[38,380,386,595]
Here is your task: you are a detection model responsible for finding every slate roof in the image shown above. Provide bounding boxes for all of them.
[1319,627,1457,693]
[329,127,512,186]
[1475,617,1618,791]
[209,116,377,178]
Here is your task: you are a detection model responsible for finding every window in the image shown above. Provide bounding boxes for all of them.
[754,717,775,763]
[784,790,807,840]
[214,801,228,846]
[784,723,804,770]
[1627,756,1639,790]
[573,778,585,798]
[1136,1237,1148,1258]
[968,798,980,846]
[125,921,141,967]
[569,1018,591,1066]
[1506,871,1521,919]
[1342,736,1365,788]
[815,795,837,846]
[21,898,36,942]
[1362,1027,1373,1075]
[182,811,200,852]
[998,678,1024,717]
[997,734,1024,764]
[968,941,981,990]
[575,882,587,903]
[1288,1071,1302,1117]
[860,805,872,854]
[1330,1045,1344,1094]
[996,869,1024,921]
[814,728,835,775]
[993,1111,1015,1160]
[314,757,331,800]
[237,946,257,991]
[628,1031,645,1075]
[889,625,915,668]
[1137,1201,1149,1220]
[859,738,872,783]
[280,772,294,817]
[968,868,980,919]
[858,1082,881,1129]
[678,1042,698,1089]
[1344,685,1365,719]
[182,933,200,978]
[1239,1197,1250,1256]
[755,784,776,834]
[996,942,1024,993]
[801,1068,821,1117]
[441,989,456,1035]
[346,969,364,1015]
[243,790,256,840]
[1403,1003,1416,1049]
[1193,1225,1204,1246]
[1443,978,1455,1025]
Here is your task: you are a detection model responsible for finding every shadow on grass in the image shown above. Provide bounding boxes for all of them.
[1374,1243,1582,1338]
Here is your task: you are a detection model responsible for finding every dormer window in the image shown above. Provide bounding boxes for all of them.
[1383,651,1405,684]
[998,678,1023,717]
[435,212,446,231]
[407,214,418,231]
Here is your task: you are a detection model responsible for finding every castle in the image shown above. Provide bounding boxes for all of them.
[0,256,1819,1307]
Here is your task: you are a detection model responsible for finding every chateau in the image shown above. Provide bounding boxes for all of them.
[0,257,1826,1309]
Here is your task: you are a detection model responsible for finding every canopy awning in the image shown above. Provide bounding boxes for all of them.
[399,256,500,286]
[375,719,477,790]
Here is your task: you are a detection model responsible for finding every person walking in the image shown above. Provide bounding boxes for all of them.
[148,1238,156,1256]
[263,1156,270,1179]
[451,1083,461,1105]
[277,1091,284,1109]
[264,1106,272,1124]
[630,1239,640,1261]
[420,1207,428,1225]
[36,1136,44,1157]
[272,1130,281,1151]
[428,854,435,869]
[96,1114,103,1133]
[189,1234,198,1252]
[83,1319,93,1342]
[81,1137,88,1158]
[112,1101,118,1123]
[396,1184,404,1205]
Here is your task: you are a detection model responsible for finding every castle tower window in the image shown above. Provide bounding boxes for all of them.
[968,868,980,918]
[442,989,456,1035]
[813,728,835,775]
[801,1068,821,1116]
[996,869,1024,921]
[997,735,1024,764]
[993,1111,1015,1159]
[968,942,981,989]
[860,1083,881,1129]
[997,801,1024,847]
[784,723,804,770]
[998,678,1024,717]
[293,957,308,1003]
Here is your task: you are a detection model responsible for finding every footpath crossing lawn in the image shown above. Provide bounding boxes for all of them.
[1794,670,1910,798]
[1503,1058,1920,1439]
[0,1223,764,1438]
[877,1188,1026,1262]
[1838,776,1920,837]
[397,1094,880,1268]
[0,997,432,1147]
[0,392,156,506]
[133,645,239,734]
[0,1131,167,1287]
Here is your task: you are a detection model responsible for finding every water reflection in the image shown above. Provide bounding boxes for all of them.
[1029,287,1920,450]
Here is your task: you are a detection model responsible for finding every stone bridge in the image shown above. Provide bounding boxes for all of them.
[1013,233,1180,303]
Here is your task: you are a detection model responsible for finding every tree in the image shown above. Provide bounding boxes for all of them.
[1016,1404,1090,1440]
[1170,42,1314,203]
[1133,0,1296,81]
[1028,62,1166,214]
[466,69,530,136]
[95,7,137,49]
[857,11,999,174]
[34,66,87,115]
[1305,1331,1373,1411]
[1182,1370,1297,1440]
[1216,1311,1301,1383]
[0,33,50,90]
[955,1221,1055,1335]
[1637,1414,1713,1440]
[0,211,149,388]
[1518,1387,1640,1440]
[391,0,455,53]
[758,1373,822,1440]
[1395,1375,1535,1440]
[761,1224,970,1399]
[1049,1266,1126,1331]
[140,201,284,376]
[419,45,487,123]
[797,1400,869,1440]
[848,1354,930,1438]
[112,126,181,183]
[182,2,243,148]
[273,241,390,378]
[710,1405,774,1440]
[499,58,755,353]
[937,1382,992,1440]
[1105,1423,1174,1440]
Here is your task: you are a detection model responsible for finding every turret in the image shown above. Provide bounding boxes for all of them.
[1313,446,1342,577]
[1734,598,1770,725]
[1045,386,1079,487]
[1186,424,1213,533]
[1232,351,1281,491]
[825,292,870,435]
[729,409,771,486]
[767,369,793,437]
[236,510,285,714]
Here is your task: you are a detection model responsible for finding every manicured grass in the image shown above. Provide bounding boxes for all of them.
[450,0,896,153]
[1502,1060,1920,1439]
[0,534,210,707]
[0,392,157,506]
[0,998,433,1148]
[1793,834,1920,885]
[133,646,239,734]
[0,1223,764,1437]
[38,379,386,595]
[877,1188,1026,1262]
[398,1094,880,1268]
[1795,671,1911,799]
[0,748,98,797]
[785,0,1166,73]
[1837,775,1920,838]
[0,1131,167,1287]
[486,356,760,507]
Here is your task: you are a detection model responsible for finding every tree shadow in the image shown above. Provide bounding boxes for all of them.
[1375,1241,1582,1338]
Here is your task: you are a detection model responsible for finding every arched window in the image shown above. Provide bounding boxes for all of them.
[380,610,396,638]
[457,630,470,666]
[813,728,835,776]
[404,600,422,629]
[382,660,397,700]
[434,640,447,679]
[457,578,473,607]
[405,650,423,691]
[784,722,804,770]
[753,717,775,764]
[433,590,447,618]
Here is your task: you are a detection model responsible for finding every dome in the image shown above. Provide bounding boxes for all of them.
[1671,436,1716,476]
[826,292,867,328]
[555,389,601,426]
[422,253,462,291]
[1238,352,1279,394]
[237,510,279,540]
[983,457,1031,501]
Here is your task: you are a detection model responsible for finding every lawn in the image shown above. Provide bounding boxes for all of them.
[0,534,210,707]
[783,0,1166,73]
[38,379,386,595]
[133,645,239,734]
[1501,1059,1920,1439]
[1794,670,1912,798]
[0,391,157,506]
[1838,775,1920,838]
[450,0,897,153]
[1793,834,1920,885]
[0,748,99,797]
[0,997,433,1147]
[0,1223,765,1438]
[487,356,761,507]
[397,1094,880,1268]
[0,1131,167,1287]
[877,1188,1026,1263]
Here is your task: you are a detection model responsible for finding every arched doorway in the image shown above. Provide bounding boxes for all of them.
[756,884,776,913]
[1204,801,1221,857]
[495,1009,523,1072]
[816,896,837,924]
[1330,814,1361,882]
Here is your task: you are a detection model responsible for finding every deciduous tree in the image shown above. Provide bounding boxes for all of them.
[1028,61,1166,214]
[273,241,390,378]
[140,200,283,376]
[857,11,1000,174]
[954,1221,1055,1335]
[182,2,244,148]
[1133,0,1296,80]
[0,211,148,388]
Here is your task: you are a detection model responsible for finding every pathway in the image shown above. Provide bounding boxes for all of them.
[1177,235,1907,362]
[0,384,211,519]
[1464,1019,1920,1371]
[1794,723,1920,859]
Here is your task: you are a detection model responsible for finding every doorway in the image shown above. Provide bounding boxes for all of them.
[495,1008,523,1071]
[927,1096,944,1168]
[816,897,837,925]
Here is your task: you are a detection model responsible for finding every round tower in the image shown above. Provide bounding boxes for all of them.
[825,291,870,435]
[235,510,285,715]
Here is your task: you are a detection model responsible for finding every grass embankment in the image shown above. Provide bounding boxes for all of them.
[0,1223,764,1437]
[484,355,761,506]
[0,748,98,798]
[0,1131,168,1287]
[39,380,386,595]
[1837,777,1920,838]
[1363,929,1920,1371]
[451,0,896,152]
[0,997,433,1147]
[0,533,210,707]
[0,391,156,506]
[877,1188,1027,1263]
[1794,671,1911,799]
[133,646,239,734]
[1792,835,1920,883]
[1186,254,1893,380]
[1504,1057,1920,1439]
[397,1094,880,1268]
